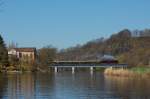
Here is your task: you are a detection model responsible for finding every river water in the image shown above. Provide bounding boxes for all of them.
[0,71,150,99]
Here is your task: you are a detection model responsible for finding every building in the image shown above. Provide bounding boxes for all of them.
[8,47,36,62]
[100,55,118,64]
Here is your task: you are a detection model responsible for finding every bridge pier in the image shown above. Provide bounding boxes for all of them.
[55,67,58,73]
[51,63,128,73]
[90,67,93,74]
[72,67,75,74]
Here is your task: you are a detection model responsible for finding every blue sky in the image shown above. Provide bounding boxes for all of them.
[0,0,150,49]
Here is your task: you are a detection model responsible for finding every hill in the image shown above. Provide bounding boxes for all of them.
[56,29,150,67]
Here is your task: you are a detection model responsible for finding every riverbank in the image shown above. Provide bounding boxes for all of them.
[104,67,150,78]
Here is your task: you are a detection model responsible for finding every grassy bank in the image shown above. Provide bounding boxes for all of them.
[0,65,37,73]
[104,67,150,78]
[130,67,150,74]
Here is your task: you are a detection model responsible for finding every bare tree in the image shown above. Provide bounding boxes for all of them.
[37,45,57,71]
[8,41,18,50]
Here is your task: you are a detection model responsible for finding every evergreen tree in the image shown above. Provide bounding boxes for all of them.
[0,34,8,69]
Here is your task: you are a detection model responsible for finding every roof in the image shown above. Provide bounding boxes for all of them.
[14,48,36,52]
[100,55,117,61]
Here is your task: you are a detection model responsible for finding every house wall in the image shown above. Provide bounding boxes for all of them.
[8,49,17,55]
[8,49,36,62]
[19,52,35,61]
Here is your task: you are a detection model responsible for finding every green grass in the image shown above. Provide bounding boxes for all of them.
[130,67,150,74]
[95,67,105,71]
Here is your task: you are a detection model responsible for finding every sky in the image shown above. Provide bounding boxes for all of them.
[0,0,150,49]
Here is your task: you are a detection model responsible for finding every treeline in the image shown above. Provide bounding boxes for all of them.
[56,29,150,67]
[0,28,150,71]
[0,35,8,71]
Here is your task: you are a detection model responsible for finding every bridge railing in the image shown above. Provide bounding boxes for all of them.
[50,63,128,68]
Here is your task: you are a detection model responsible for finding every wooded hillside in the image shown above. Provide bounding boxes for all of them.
[56,29,150,67]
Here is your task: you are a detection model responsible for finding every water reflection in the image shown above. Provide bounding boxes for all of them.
[52,72,103,99]
[0,74,7,99]
[104,76,150,99]
[0,72,150,99]
[4,73,35,99]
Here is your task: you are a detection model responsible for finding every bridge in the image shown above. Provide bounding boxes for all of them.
[49,61,128,74]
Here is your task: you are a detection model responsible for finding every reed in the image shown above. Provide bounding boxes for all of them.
[104,67,150,78]
[104,68,139,77]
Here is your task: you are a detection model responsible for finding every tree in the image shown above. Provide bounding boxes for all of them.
[8,41,18,50]
[37,46,57,71]
[0,34,8,70]
[8,55,19,70]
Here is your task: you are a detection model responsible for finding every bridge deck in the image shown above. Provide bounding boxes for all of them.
[50,61,128,68]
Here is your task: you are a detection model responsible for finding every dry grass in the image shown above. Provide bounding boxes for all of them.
[104,68,140,77]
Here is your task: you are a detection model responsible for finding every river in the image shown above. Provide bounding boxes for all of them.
[0,71,150,99]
